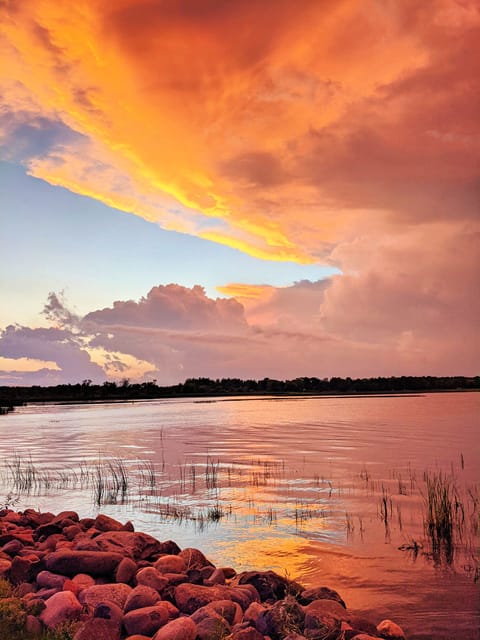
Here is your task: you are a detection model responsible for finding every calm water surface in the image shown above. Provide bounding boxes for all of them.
[0,392,478,639]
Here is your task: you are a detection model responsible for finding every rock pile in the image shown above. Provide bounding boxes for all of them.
[0,508,407,639]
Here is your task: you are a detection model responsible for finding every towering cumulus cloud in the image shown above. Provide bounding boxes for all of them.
[0,1,478,382]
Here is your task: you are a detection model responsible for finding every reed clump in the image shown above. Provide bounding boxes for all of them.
[423,471,462,563]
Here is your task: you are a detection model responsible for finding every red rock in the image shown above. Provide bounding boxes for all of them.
[35,522,63,539]
[94,531,163,560]
[2,510,22,523]
[199,565,215,580]
[195,613,231,640]
[79,517,96,529]
[243,602,266,626]
[71,573,96,590]
[136,567,168,592]
[116,557,137,584]
[152,616,197,640]
[230,628,265,640]
[55,511,79,523]
[300,586,346,608]
[233,570,303,602]
[15,581,35,596]
[21,510,54,528]
[178,548,214,570]
[256,596,305,638]
[204,568,226,585]
[73,617,121,640]
[124,585,161,613]
[64,524,83,540]
[45,549,124,576]
[0,557,12,577]
[221,566,236,579]
[93,600,124,626]
[38,533,65,551]
[304,598,350,622]
[35,587,61,599]
[10,555,39,584]
[79,582,132,610]
[158,540,181,555]
[37,570,68,590]
[25,614,43,636]
[154,555,187,574]
[39,590,82,628]
[75,538,101,551]
[63,579,81,596]
[94,514,126,532]
[2,539,24,555]
[0,529,35,546]
[174,583,259,615]
[163,572,188,587]
[302,601,342,638]
[190,600,242,626]
[377,619,406,639]
[123,603,172,636]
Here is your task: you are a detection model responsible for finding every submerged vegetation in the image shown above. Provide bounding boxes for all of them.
[1,375,478,410]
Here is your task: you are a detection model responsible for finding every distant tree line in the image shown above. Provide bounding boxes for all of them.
[0,375,478,410]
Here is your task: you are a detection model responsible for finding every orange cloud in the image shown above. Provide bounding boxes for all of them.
[4,0,475,262]
[0,356,60,373]
[217,284,275,301]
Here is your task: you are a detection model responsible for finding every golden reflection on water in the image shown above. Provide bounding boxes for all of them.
[216,533,316,579]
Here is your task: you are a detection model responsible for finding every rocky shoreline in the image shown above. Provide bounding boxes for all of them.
[0,508,406,640]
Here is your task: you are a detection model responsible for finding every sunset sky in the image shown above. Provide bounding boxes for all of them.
[1,0,479,385]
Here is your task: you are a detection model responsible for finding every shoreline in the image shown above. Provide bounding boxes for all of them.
[0,508,407,640]
[1,387,478,413]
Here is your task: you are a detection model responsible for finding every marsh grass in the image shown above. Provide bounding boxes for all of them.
[2,450,478,575]
[421,470,466,565]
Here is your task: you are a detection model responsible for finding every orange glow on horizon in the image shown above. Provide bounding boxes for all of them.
[0,356,60,373]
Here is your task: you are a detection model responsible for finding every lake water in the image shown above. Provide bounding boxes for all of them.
[0,392,478,639]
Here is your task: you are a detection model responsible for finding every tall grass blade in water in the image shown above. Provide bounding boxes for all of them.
[423,471,459,565]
